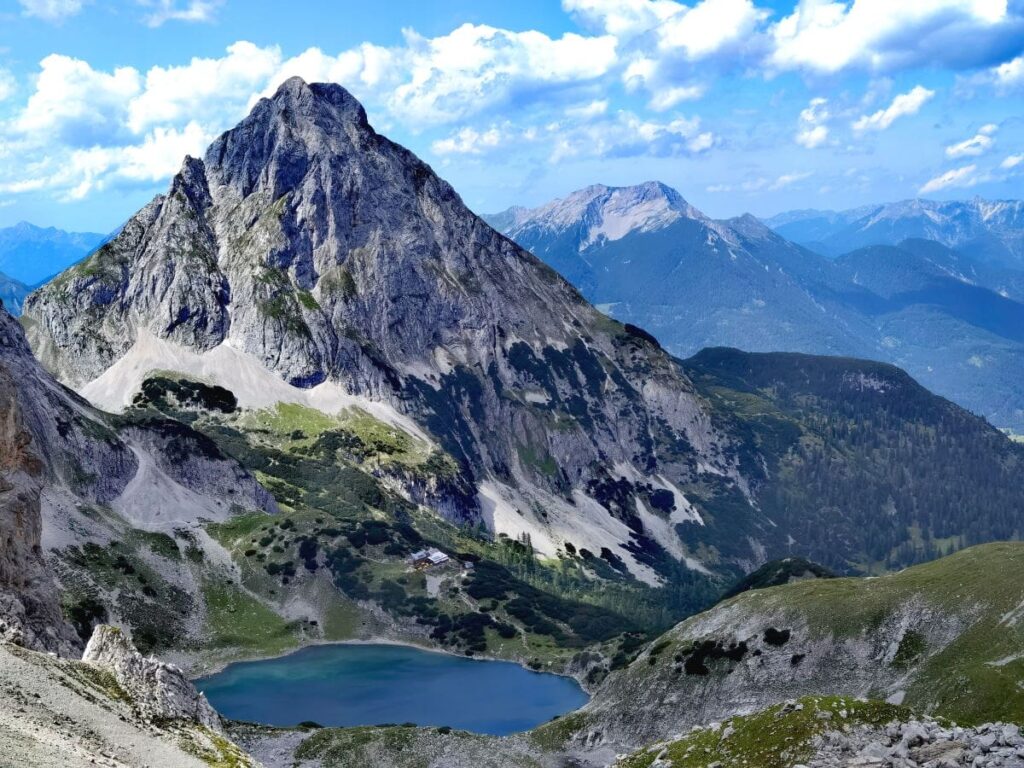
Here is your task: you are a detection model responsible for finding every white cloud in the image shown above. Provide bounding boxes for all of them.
[139,0,223,27]
[648,84,705,110]
[562,0,681,38]
[795,97,830,148]
[708,170,812,193]
[1001,154,1023,170]
[550,111,715,161]
[0,122,212,200]
[945,124,998,157]
[13,54,141,146]
[432,109,715,163]
[389,24,618,124]
[796,124,829,149]
[127,41,280,133]
[657,0,768,59]
[565,99,609,118]
[769,0,1010,74]
[0,21,628,201]
[852,85,934,132]
[919,164,982,194]
[0,69,16,102]
[431,126,505,156]
[17,0,83,21]
[992,55,1024,88]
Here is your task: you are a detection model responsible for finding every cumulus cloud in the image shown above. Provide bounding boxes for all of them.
[657,0,768,60]
[0,69,16,102]
[431,126,506,156]
[565,99,609,118]
[648,84,705,111]
[0,19,626,199]
[769,0,1014,74]
[13,54,141,146]
[992,55,1024,87]
[945,124,998,157]
[139,0,224,27]
[562,0,682,38]
[795,97,830,148]
[17,0,83,21]
[389,24,618,124]
[569,0,765,109]
[550,111,715,161]
[852,85,934,132]
[0,122,212,200]
[1001,154,1024,170]
[919,164,983,194]
[430,109,716,163]
[127,41,280,133]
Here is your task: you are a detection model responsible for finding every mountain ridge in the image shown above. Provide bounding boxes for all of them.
[0,221,106,286]
[766,197,1024,264]
[490,182,1024,430]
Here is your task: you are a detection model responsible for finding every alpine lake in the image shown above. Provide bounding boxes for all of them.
[195,642,589,736]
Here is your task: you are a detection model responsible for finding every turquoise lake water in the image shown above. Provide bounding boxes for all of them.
[194,643,589,736]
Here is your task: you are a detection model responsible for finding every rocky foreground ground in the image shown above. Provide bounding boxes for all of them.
[615,698,1024,768]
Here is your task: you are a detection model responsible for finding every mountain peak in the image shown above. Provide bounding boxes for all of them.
[266,76,368,125]
[496,180,704,251]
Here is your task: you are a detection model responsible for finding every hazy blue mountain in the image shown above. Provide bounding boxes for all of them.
[0,271,31,316]
[766,198,1024,266]
[0,222,106,285]
[488,184,1024,430]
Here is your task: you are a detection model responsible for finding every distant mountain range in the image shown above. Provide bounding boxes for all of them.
[0,271,31,315]
[765,198,1024,265]
[0,221,106,286]
[486,186,1024,430]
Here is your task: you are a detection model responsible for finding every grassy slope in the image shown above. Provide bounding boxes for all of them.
[597,542,1024,730]
[615,696,909,768]
[112,391,665,677]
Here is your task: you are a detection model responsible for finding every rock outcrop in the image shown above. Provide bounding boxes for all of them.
[82,625,221,731]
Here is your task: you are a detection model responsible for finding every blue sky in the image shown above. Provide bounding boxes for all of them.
[0,0,1022,233]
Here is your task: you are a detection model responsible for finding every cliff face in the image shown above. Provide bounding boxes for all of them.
[0,343,78,654]
[0,301,276,656]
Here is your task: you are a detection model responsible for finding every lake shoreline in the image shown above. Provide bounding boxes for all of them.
[194,641,590,737]
[185,632,595,693]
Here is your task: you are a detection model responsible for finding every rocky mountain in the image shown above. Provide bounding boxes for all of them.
[766,198,1024,266]
[23,78,743,589]
[23,79,1024,597]
[484,184,867,359]
[489,185,1024,430]
[0,221,106,285]
[0,270,31,316]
